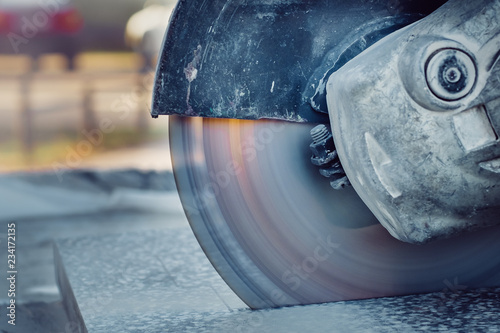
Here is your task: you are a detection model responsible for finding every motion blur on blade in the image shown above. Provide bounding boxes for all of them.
[152,0,500,309]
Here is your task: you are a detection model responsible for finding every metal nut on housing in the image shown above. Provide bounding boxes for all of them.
[425,48,476,101]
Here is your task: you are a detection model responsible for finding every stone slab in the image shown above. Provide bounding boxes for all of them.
[55,226,246,333]
[55,226,500,333]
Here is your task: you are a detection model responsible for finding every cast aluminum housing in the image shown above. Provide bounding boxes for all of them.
[327,0,500,243]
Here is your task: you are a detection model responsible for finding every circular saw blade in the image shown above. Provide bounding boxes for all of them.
[170,116,500,309]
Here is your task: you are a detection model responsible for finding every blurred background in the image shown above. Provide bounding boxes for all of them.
[0,0,178,173]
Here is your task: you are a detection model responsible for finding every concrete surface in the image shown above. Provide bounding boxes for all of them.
[0,170,499,332]
[55,228,500,333]
[0,170,184,333]
[55,228,246,333]
[0,169,178,223]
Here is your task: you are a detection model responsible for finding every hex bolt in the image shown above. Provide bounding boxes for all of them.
[425,48,476,101]
[309,124,336,165]
[310,124,330,143]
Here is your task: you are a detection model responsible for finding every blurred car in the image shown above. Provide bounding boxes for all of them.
[125,0,174,71]
[0,0,84,70]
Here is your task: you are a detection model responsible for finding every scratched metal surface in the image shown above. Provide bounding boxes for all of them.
[152,0,445,123]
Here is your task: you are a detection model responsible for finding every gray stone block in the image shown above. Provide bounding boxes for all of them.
[55,226,500,332]
[55,227,246,333]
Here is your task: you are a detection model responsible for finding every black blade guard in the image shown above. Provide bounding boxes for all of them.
[152,0,445,123]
